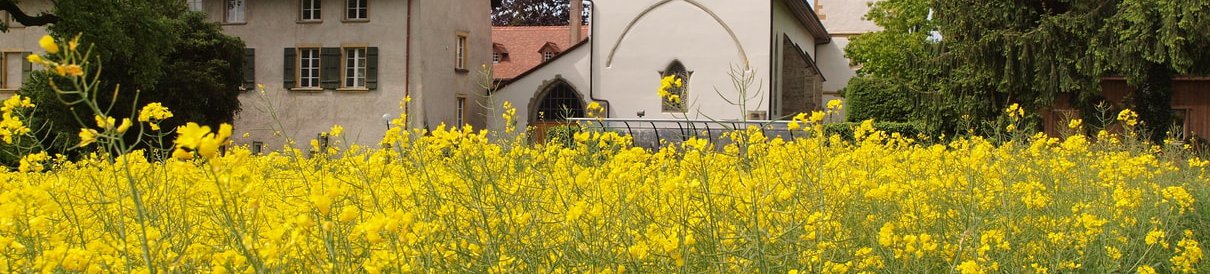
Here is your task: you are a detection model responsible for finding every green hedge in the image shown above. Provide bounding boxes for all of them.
[841,75,914,123]
[823,121,926,141]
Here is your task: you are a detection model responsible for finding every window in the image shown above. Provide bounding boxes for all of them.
[1,52,32,90]
[492,43,509,64]
[225,0,245,23]
[456,97,467,126]
[455,34,468,70]
[301,0,321,21]
[285,47,376,91]
[343,47,367,88]
[346,0,367,20]
[538,42,561,62]
[243,48,256,89]
[298,48,320,88]
[660,61,689,112]
[188,0,204,11]
[535,81,584,121]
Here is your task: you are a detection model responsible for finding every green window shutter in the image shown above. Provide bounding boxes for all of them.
[366,47,378,90]
[244,48,256,89]
[320,47,341,89]
[21,52,33,80]
[284,48,296,88]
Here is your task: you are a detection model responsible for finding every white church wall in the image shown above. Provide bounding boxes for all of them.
[770,0,821,118]
[593,0,774,122]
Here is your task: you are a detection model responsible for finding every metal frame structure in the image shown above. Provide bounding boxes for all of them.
[565,118,805,149]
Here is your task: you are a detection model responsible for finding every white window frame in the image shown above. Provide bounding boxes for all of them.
[542,51,556,62]
[225,0,246,24]
[345,0,368,21]
[456,96,467,126]
[455,34,468,70]
[492,53,501,64]
[343,47,367,88]
[300,0,322,21]
[188,0,204,12]
[297,48,321,89]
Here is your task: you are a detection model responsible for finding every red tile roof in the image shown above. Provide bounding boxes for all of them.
[492,25,590,80]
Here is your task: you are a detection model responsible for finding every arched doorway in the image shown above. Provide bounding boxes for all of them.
[530,79,586,142]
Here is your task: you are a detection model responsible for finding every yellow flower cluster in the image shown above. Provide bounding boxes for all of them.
[171,122,233,160]
[657,75,684,104]
[0,117,1202,273]
[27,35,85,78]
[138,102,174,131]
[0,95,35,144]
[1118,109,1140,127]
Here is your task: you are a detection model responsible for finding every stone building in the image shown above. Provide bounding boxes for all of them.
[1,0,496,149]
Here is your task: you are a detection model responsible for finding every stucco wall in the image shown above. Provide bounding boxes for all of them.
[488,44,592,132]
[0,2,52,94]
[409,0,492,132]
[198,0,491,149]
[816,0,880,34]
[198,0,410,149]
[592,0,774,121]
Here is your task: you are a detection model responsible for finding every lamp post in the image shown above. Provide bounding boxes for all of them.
[382,113,392,130]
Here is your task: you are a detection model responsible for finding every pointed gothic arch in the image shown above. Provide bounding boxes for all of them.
[606,0,749,67]
[529,78,586,122]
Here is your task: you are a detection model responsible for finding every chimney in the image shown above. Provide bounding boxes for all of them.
[569,0,583,44]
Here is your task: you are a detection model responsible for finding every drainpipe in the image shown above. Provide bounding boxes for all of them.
[404,0,413,127]
[587,2,610,115]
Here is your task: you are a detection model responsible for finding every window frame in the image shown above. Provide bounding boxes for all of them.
[341,46,368,89]
[296,48,322,89]
[300,0,322,22]
[542,51,557,62]
[492,53,500,64]
[224,0,246,24]
[187,0,204,12]
[0,52,7,90]
[456,96,467,126]
[455,33,468,71]
[344,0,369,21]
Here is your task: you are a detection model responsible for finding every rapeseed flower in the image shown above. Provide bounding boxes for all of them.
[39,35,59,54]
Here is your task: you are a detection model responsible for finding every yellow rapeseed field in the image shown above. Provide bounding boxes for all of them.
[1,35,1206,274]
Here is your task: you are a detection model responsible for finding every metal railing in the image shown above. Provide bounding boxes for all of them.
[563,118,806,149]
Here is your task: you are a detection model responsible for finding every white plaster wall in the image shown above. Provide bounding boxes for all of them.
[593,0,773,121]
[817,36,855,94]
[488,44,591,131]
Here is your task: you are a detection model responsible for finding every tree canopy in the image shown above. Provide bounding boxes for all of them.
[844,0,1210,140]
[10,0,244,158]
[492,0,591,26]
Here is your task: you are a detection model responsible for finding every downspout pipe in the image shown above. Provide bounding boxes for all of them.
[404,0,413,127]
[587,3,611,115]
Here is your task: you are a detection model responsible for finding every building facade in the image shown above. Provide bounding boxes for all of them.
[489,0,832,132]
[1,0,494,149]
